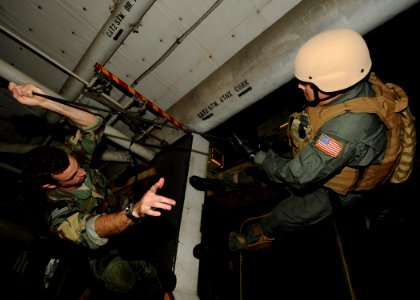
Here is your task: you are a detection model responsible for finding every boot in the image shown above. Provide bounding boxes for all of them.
[229,223,275,252]
[189,175,224,192]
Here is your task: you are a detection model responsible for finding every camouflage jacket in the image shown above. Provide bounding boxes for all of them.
[46,116,128,249]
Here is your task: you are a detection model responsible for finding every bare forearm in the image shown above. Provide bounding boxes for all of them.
[95,177,176,238]
[95,211,133,237]
[8,82,97,127]
[38,99,98,127]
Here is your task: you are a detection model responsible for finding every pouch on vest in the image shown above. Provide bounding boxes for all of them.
[387,82,416,183]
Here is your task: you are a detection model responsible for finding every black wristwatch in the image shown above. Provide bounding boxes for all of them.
[124,202,143,223]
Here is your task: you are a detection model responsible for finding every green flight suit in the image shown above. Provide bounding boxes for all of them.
[260,80,387,235]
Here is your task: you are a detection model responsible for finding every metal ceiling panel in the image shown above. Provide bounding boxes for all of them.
[0,34,68,91]
[149,0,301,109]
[108,0,217,72]
[0,0,114,91]
[106,0,300,111]
[0,0,300,118]
[105,0,221,108]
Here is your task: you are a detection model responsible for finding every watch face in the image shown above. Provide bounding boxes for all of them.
[125,203,142,222]
[125,203,134,214]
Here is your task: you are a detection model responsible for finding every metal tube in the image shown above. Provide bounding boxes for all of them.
[59,0,157,102]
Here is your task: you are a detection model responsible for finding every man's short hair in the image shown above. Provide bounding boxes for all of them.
[22,145,69,186]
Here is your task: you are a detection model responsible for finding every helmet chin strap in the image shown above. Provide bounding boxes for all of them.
[308,84,340,107]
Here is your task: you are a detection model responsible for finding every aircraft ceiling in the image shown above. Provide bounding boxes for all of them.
[0,0,418,163]
[0,0,298,124]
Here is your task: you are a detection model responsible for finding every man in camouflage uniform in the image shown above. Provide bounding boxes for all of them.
[9,81,177,294]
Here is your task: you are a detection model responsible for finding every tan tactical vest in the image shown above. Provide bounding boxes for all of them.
[288,73,416,195]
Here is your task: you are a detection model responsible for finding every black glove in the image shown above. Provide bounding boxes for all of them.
[229,132,259,158]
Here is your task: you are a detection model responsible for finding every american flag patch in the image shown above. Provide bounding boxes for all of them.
[315,134,343,157]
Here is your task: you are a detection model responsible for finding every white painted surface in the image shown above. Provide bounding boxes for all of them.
[173,133,209,299]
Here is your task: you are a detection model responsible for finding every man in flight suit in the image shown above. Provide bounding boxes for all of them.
[190,28,413,251]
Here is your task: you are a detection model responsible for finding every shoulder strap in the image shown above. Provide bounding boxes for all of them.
[307,73,400,134]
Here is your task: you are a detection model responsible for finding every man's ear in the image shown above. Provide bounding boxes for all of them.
[42,183,57,189]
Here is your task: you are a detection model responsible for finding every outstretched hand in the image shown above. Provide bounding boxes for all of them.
[8,82,47,107]
[134,177,176,218]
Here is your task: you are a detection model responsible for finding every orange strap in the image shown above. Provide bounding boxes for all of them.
[95,63,188,130]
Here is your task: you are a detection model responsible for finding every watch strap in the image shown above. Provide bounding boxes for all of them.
[124,202,143,223]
